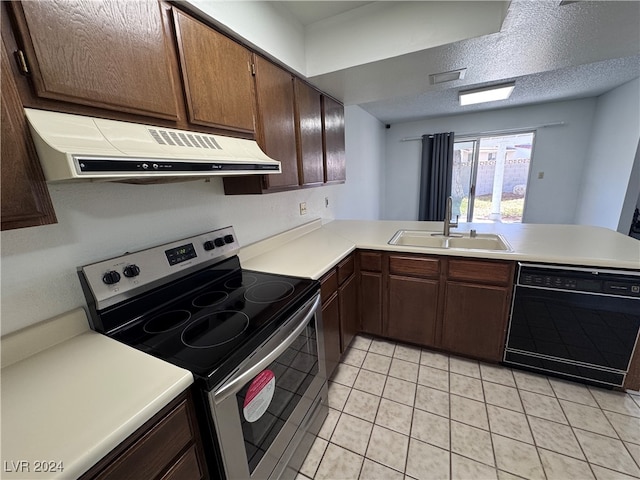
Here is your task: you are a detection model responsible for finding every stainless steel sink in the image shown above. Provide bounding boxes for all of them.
[388,230,512,251]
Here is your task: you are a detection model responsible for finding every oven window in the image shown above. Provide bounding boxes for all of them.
[509,288,640,370]
[237,319,318,474]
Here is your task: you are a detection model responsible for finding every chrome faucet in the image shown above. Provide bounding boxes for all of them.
[443,196,459,237]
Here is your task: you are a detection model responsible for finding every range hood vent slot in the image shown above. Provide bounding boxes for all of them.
[148,128,222,150]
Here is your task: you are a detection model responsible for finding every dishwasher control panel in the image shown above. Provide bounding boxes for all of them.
[518,264,640,297]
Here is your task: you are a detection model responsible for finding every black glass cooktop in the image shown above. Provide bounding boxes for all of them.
[101,256,319,389]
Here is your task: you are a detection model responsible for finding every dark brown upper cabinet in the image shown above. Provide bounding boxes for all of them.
[294,79,324,187]
[1,35,56,231]
[173,10,256,134]
[10,0,179,120]
[224,56,299,194]
[322,95,346,183]
[253,56,298,190]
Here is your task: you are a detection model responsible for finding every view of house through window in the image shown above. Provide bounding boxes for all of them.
[451,132,535,223]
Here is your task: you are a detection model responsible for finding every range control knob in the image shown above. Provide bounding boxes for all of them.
[214,237,225,247]
[223,234,235,244]
[203,240,216,251]
[123,264,141,278]
[102,270,121,285]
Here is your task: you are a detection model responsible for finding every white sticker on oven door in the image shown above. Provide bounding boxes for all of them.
[243,369,276,423]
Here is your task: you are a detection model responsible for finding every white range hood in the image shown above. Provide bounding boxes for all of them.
[24,108,281,182]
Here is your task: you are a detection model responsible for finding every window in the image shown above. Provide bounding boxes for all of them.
[452,132,535,223]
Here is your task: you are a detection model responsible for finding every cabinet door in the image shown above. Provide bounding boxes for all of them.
[339,274,358,352]
[1,38,56,231]
[360,272,382,335]
[13,0,179,120]
[294,79,324,186]
[322,293,341,379]
[322,95,346,183]
[173,11,255,133]
[386,275,439,347]
[254,56,298,190]
[441,282,511,362]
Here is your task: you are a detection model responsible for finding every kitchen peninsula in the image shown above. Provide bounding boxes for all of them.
[2,218,638,479]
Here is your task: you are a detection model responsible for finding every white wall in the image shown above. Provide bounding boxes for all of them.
[618,141,640,234]
[383,99,597,223]
[575,78,640,231]
[0,180,344,335]
[333,106,386,220]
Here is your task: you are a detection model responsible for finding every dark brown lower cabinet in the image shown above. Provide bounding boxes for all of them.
[80,389,207,480]
[320,253,357,377]
[321,290,341,378]
[441,258,515,362]
[354,251,515,363]
[339,273,357,352]
[441,281,512,362]
[360,271,382,335]
[386,275,439,347]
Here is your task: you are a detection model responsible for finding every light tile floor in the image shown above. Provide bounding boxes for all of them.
[298,335,640,480]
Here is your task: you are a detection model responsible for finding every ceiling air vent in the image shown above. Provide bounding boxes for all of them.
[148,128,222,150]
[429,68,467,85]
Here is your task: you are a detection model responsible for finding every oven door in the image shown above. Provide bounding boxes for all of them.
[505,285,640,386]
[207,293,327,480]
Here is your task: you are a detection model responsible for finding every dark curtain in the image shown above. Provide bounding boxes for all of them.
[418,132,454,221]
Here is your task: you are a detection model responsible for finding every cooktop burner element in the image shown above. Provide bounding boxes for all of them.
[143,310,191,334]
[192,291,229,308]
[224,273,257,290]
[244,281,295,304]
[182,311,250,348]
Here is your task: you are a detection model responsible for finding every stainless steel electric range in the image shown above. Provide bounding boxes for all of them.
[79,227,328,480]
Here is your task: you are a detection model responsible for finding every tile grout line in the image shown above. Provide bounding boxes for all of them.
[478,368,500,478]
[357,344,392,480]
[512,373,550,480]
[553,387,601,480]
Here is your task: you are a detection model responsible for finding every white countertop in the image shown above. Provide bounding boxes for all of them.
[1,308,193,479]
[242,219,640,278]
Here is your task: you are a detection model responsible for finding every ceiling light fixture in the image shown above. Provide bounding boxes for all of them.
[459,82,515,106]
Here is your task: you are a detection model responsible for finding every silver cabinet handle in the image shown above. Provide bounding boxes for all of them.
[213,294,320,404]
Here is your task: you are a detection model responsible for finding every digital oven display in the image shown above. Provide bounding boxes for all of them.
[165,243,197,266]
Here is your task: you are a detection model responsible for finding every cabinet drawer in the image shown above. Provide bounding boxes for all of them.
[320,269,338,303]
[389,255,440,278]
[161,445,203,480]
[337,255,355,284]
[447,259,514,286]
[359,251,382,272]
[96,399,193,480]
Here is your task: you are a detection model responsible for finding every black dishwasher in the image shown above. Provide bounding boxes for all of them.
[504,263,640,387]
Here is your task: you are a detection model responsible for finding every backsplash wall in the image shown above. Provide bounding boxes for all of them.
[0,178,340,335]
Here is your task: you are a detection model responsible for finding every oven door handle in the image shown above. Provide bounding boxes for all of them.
[212,293,320,404]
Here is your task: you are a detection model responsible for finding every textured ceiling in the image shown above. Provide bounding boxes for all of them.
[280,0,640,124]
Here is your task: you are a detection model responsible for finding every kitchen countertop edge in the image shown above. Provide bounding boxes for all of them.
[1,309,194,480]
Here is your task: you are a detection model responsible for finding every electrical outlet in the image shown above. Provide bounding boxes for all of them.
[299,202,307,215]
[538,171,545,179]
